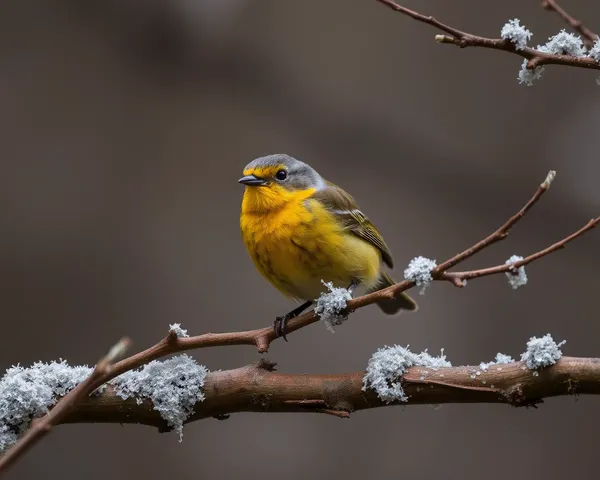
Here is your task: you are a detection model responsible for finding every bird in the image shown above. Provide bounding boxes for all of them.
[239,154,417,340]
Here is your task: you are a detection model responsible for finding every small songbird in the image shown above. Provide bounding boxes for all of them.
[239,154,417,339]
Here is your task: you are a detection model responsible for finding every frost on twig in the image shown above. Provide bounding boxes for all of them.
[362,345,451,403]
[112,354,207,441]
[520,334,566,374]
[589,38,600,63]
[501,19,532,51]
[519,30,587,85]
[315,281,352,333]
[479,353,514,372]
[539,30,587,57]
[518,61,546,87]
[169,323,189,338]
[505,255,528,289]
[404,256,437,294]
[541,170,556,190]
[0,361,93,452]
[0,353,209,450]
[589,39,600,84]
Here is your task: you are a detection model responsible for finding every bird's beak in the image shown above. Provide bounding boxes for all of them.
[238,174,267,186]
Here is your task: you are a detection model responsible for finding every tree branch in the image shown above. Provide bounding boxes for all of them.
[542,0,598,48]
[443,216,600,283]
[59,356,600,431]
[0,338,130,472]
[374,0,600,71]
[435,171,555,274]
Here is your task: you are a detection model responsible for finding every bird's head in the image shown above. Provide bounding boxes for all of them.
[239,154,325,213]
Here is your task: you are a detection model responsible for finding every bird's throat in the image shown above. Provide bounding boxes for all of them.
[241,186,315,214]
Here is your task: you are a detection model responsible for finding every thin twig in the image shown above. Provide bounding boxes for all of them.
[444,216,600,281]
[0,338,130,473]
[436,171,555,273]
[374,0,600,72]
[542,0,598,47]
[57,356,600,430]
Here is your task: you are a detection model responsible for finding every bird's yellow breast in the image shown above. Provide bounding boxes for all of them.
[240,186,381,301]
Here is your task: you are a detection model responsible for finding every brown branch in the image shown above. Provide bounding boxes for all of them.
[58,356,600,431]
[444,216,600,282]
[0,338,130,473]
[375,0,600,72]
[542,0,598,48]
[435,171,555,273]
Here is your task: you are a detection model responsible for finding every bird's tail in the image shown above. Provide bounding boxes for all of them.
[367,271,418,315]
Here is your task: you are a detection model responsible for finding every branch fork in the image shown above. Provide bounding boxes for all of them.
[377,0,600,74]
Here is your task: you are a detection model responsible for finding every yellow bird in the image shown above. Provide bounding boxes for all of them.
[239,154,417,339]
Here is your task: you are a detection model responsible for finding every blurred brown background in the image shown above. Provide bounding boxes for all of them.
[1,0,599,478]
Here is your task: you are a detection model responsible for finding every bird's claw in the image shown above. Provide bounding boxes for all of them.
[274,315,289,341]
[274,300,313,343]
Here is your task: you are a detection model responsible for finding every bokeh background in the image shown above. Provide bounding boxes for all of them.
[1,0,599,478]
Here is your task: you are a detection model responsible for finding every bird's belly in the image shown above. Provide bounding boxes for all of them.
[242,206,381,301]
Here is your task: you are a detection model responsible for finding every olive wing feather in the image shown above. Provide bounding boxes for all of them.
[312,182,394,268]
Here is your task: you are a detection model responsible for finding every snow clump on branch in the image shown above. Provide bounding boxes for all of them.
[363,345,451,403]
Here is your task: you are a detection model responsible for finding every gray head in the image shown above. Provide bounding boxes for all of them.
[239,154,326,191]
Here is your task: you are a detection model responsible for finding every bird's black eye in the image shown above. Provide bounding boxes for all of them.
[275,169,288,181]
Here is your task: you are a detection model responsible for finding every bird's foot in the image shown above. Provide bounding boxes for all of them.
[348,279,360,296]
[273,300,313,342]
[274,314,291,342]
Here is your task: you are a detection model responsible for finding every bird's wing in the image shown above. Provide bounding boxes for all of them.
[312,182,394,268]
